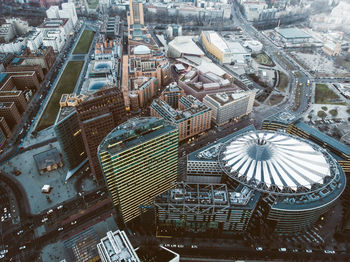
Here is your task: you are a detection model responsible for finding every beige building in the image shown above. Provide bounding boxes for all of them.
[203,91,255,126]
[200,31,232,64]
[322,41,341,56]
[151,93,212,141]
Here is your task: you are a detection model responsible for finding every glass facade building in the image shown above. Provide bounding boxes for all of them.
[98,117,179,224]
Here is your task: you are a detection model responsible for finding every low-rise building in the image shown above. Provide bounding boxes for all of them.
[203,91,255,126]
[167,36,204,58]
[322,41,341,56]
[33,147,63,174]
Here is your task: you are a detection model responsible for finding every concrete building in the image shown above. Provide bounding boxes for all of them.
[97,230,140,262]
[322,41,341,56]
[167,36,204,58]
[20,46,56,73]
[98,117,178,224]
[203,91,255,126]
[122,45,170,109]
[0,102,21,130]
[160,82,185,109]
[201,31,232,64]
[38,18,71,52]
[244,40,263,54]
[276,28,312,45]
[178,69,240,101]
[155,182,260,235]
[46,2,78,27]
[151,94,212,141]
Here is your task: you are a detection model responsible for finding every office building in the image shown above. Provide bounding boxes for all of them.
[203,91,255,126]
[155,182,260,235]
[55,96,87,175]
[121,45,170,109]
[76,88,126,183]
[97,230,140,262]
[151,94,212,141]
[98,117,178,224]
[160,82,185,109]
[178,69,241,101]
[128,0,144,27]
[0,102,21,129]
[55,88,126,181]
[20,46,56,73]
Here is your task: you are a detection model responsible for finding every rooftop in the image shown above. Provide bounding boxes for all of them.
[97,230,140,262]
[168,36,204,57]
[33,147,62,171]
[98,117,177,155]
[202,31,231,53]
[151,95,211,123]
[219,130,341,194]
[155,182,260,210]
[205,91,252,106]
[277,28,311,39]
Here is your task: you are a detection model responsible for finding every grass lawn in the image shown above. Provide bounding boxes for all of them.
[36,61,84,132]
[87,0,99,9]
[277,71,288,92]
[315,84,346,105]
[73,30,95,54]
[254,53,274,67]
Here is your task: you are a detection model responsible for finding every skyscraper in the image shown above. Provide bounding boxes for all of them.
[128,0,144,26]
[55,87,126,182]
[76,88,126,183]
[98,117,178,224]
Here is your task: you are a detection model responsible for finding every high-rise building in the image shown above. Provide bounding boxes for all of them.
[98,117,178,224]
[128,0,144,27]
[55,88,126,181]
[76,88,126,183]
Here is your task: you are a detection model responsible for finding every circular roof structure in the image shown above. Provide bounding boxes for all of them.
[134,45,150,55]
[219,131,338,195]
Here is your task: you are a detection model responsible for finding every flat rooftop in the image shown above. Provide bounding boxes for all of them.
[205,91,251,106]
[277,28,311,39]
[99,117,177,155]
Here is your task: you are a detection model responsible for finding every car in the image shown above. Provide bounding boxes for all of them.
[256,247,263,251]
[17,230,23,235]
[58,227,63,232]
[191,245,198,248]
[71,220,77,225]
[0,254,4,259]
[292,249,298,253]
[305,249,312,253]
[57,205,63,210]
[41,217,48,223]
[19,246,26,250]
[324,250,335,254]
[278,248,286,252]
[47,209,53,215]
[0,250,8,255]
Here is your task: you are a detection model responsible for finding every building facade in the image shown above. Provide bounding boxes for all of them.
[151,94,212,141]
[203,91,255,126]
[98,118,178,224]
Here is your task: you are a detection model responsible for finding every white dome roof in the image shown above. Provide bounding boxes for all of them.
[134,45,150,55]
[220,131,332,191]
